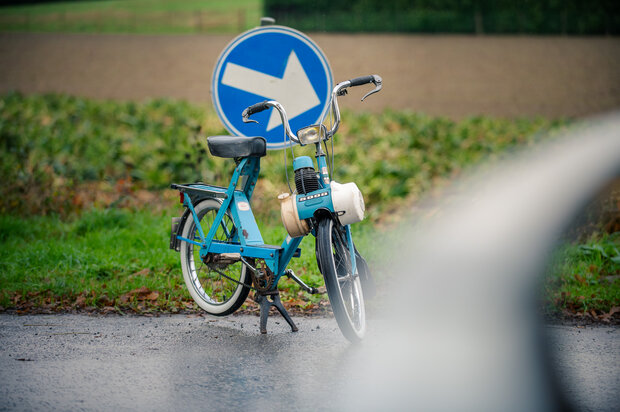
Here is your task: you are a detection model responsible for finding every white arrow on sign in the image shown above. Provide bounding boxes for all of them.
[221,50,320,132]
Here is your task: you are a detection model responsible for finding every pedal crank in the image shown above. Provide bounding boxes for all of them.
[284,269,320,294]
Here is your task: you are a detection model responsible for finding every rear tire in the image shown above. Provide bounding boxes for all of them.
[179,199,250,316]
[316,218,366,342]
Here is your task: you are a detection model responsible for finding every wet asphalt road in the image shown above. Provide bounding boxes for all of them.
[0,314,617,411]
[546,324,620,412]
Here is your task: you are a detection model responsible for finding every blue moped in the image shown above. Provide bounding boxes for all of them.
[170,75,381,342]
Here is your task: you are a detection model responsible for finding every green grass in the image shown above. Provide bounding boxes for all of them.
[0,207,379,313]
[0,0,263,34]
[545,232,620,316]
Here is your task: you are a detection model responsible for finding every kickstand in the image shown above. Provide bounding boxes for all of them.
[255,291,298,334]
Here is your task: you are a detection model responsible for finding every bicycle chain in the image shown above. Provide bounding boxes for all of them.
[207,264,256,290]
[206,258,274,293]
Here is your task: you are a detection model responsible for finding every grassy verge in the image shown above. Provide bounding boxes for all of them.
[2,92,617,320]
[0,0,263,34]
[0,207,380,315]
[544,232,620,322]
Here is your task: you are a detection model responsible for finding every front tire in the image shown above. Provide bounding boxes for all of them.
[179,199,250,316]
[317,218,366,342]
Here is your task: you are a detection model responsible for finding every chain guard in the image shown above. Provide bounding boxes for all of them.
[205,252,242,270]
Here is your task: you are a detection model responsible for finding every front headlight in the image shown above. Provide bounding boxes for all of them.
[296,124,327,146]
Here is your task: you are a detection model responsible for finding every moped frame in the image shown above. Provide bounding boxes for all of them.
[175,156,304,289]
[175,144,357,290]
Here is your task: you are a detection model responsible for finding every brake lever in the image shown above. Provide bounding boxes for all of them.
[241,108,258,124]
[361,75,383,101]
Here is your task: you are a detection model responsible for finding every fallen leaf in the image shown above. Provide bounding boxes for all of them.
[574,274,586,285]
[129,268,151,280]
[129,286,151,296]
[74,295,86,308]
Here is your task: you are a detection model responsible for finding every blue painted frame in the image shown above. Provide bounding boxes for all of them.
[176,156,305,287]
[176,144,359,292]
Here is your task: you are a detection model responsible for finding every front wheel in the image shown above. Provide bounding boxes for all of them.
[316,218,366,342]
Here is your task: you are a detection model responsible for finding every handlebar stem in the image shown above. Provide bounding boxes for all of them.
[264,100,300,144]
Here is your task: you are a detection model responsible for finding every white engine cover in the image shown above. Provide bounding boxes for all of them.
[278,192,310,238]
[330,181,365,225]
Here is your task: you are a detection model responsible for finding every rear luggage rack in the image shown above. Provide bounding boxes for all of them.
[171,183,228,199]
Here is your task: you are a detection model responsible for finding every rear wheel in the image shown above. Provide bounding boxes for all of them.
[317,218,366,342]
[180,199,250,316]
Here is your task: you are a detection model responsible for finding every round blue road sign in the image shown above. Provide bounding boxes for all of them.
[212,26,333,150]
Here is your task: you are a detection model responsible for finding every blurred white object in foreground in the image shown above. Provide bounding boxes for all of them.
[345,113,619,411]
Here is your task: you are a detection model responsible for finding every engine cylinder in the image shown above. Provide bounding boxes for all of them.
[294,167,319,194]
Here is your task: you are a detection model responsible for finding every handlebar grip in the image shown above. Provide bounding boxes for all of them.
[244,101,270,116]
[349,75,375,87]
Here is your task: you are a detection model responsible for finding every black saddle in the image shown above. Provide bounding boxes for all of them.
[207,136,267,158]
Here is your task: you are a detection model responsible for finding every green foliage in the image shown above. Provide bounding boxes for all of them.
[0,92,225,214]
[545,232,620,314]
[0,92,567,219]
[264,0,620,34]
[0,0,262,34]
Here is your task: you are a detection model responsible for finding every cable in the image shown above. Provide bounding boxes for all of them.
[327,96,335,180]
[283,128,293,194]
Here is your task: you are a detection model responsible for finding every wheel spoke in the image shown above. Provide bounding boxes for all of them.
[338,274,353,284]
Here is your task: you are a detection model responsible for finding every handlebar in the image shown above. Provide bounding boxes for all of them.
[329,74,382,136]
[349,75,376,87]
[241,101,270,123]
[241,74,382,144]
[242,100,299,144]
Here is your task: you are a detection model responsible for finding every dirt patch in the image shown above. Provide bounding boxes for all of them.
[1,32,619,118]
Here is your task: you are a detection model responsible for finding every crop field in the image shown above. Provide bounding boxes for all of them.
[1,33,619,119]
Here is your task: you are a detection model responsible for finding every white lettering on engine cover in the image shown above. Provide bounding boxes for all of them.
[298,191,329,202]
